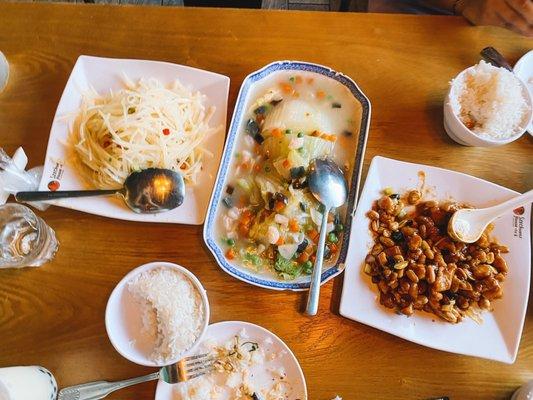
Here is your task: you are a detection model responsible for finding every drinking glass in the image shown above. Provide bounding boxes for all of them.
[0,204,58,268]
[0,51,8,93]
[0,366,57,400]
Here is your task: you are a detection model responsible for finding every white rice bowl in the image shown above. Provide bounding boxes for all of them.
[449,61,531,140]
[127,265,208,363]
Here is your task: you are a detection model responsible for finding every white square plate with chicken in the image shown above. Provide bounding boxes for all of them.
[339,156,531,363]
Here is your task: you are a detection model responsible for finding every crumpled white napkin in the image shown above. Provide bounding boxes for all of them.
[0,147,49,211]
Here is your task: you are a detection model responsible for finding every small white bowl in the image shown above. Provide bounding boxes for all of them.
[105,261,210,367]
[443,65,533,147]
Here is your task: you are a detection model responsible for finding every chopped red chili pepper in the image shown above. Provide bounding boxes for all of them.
[163,128,170,136]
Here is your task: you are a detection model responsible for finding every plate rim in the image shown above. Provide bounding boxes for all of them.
[339,155,531,364]
[39,54,230,225]
[203,60,371,291]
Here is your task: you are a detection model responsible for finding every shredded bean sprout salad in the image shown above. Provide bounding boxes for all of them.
[71,76,217,189]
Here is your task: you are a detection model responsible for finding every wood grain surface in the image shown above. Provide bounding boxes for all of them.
[0,4,532,399]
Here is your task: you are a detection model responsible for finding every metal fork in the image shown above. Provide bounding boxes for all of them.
[57,353,214,400]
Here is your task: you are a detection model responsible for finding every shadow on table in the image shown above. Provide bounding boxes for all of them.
[329,269,344,315]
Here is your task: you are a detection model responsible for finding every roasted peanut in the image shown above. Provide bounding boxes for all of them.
[379,236,395,247]
[472,264,492,279]
[392,254,404,262]
[367,210,380,220]
[377,251,388,266]
[424,200,438,208]
[377,196,394,213]
[406,269,419,283]
[378,280,389,294]
[399,279,410,293]
[484,287,503,300]
[478,298,491,309]
[371,243,383,256]
[408,282,418,299]
[493,255,508,273]
[497,245,509,253]
[408,234,422,250]
[407,190,421,205]
[401,304,414,316]
[426,265,436,283]
[401,226,416,236]
[414,264,426,279]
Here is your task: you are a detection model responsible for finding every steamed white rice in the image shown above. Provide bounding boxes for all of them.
[128,267,204,363]
[451,60,529,139]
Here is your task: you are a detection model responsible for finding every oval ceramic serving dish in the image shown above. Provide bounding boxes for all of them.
[203,61,371,291]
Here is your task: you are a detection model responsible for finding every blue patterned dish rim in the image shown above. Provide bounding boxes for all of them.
[203,60,371,291]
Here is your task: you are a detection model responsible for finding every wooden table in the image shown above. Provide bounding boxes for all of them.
[0,3,532,399]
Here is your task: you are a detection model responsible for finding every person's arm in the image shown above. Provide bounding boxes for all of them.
[421,0,532,36]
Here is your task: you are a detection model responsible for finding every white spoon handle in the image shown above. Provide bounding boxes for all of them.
[483,189,533,220]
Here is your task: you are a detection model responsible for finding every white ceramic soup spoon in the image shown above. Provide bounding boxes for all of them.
[448,189,533,243]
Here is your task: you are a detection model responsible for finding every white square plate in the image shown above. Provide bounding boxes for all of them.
[39,55,230,224]
[339,156,531,363]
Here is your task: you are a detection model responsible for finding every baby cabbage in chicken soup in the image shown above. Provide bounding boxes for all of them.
[217,71,362,280]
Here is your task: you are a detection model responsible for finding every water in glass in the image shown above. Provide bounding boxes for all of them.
[0,204,58,268]
[0,51,8,93]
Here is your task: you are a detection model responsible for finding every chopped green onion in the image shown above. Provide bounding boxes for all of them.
[302,261,313,274]
[328,232,338,243]
[227,238,235,246]
[297,132,304,138]
[335,224,344,232]
[237,178,251,192]
[244,252,261,266]
[285,129,292,135]
[289,76,295,82]
[383,187,394,196]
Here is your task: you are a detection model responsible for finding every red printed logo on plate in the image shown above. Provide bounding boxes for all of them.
[47,180,60,192]
[513,207,525,216]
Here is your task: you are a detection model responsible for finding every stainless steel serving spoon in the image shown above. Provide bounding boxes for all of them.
[15,168,185,213]
[305,158,348,316]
